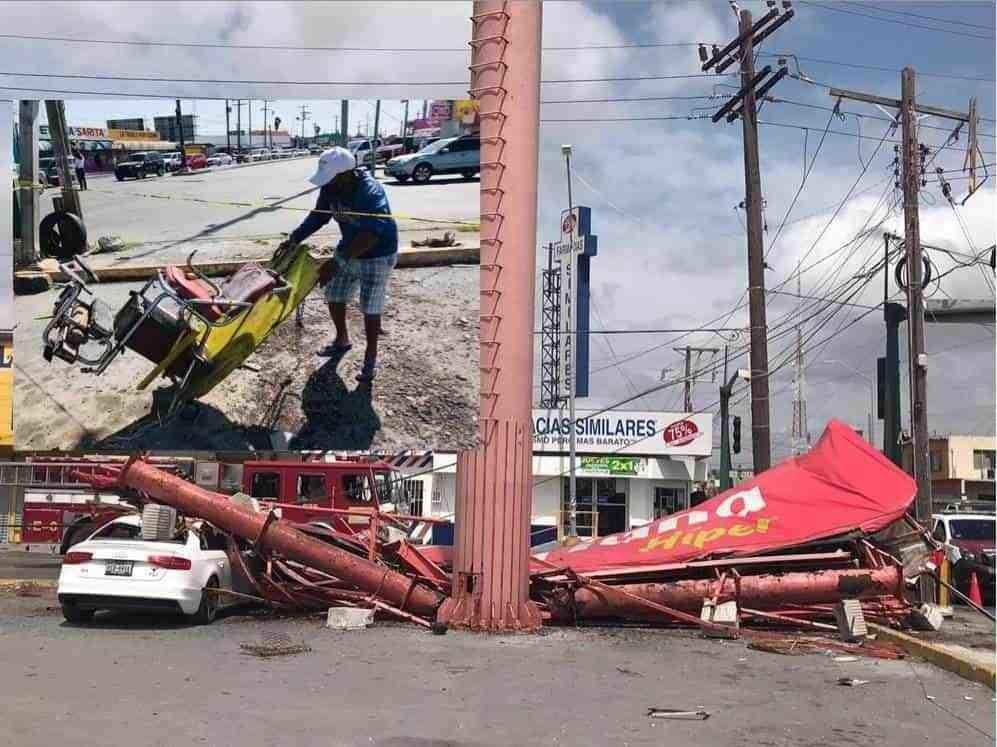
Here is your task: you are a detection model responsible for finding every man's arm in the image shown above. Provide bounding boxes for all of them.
[288,187,333,244]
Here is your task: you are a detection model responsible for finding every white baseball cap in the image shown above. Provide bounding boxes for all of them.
[309,147,356,186]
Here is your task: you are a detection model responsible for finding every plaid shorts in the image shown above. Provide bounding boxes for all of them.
[324,253,398,315]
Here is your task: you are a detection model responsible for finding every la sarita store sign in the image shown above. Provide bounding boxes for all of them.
[532,409,712,457]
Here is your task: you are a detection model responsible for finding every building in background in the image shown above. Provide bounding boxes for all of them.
[106,117,145,131]
[153,114,197,143]
[904,435,997,504]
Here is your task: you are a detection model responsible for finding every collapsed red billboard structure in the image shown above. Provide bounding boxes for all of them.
[536,420,917,574]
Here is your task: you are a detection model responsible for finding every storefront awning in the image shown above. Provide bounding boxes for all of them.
[113,140,176,151]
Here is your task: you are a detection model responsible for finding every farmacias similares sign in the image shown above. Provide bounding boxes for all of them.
[532,409,712,457]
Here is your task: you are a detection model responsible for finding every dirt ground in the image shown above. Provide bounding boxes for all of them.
[0,588,993,747]
[15,265,479,452]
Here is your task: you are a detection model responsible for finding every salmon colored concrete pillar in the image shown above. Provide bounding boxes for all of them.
[437,0,542,631]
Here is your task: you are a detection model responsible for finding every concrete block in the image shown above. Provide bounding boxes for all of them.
[910,603,945,632]
[834,599,868,642]
[700,599,739,638]
[326,607,374,630]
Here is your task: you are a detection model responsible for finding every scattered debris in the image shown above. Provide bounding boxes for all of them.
[240,632,312,658]
[833,656,860,663]
[647,708,710,721]
[748,639,804,656]
[837,677,871,687]
[411,231,461,248]
[93,235,127,254]
[326,607,375,631]
[616,666,644,678]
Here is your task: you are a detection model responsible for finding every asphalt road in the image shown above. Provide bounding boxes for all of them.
[0,590,992,747]
[47,158,479,267]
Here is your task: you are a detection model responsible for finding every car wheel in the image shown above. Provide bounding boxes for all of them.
[115,174,123,181]
[412,163,433,183]
[191,577,219,625]
[157,167,164,177]
[394,175,410,183]
[61,602,95,624]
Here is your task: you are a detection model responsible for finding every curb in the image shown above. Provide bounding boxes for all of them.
[868,622,996,691]
[21,244,480,284]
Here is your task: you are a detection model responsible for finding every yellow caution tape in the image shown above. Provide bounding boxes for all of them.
[12,180,479,229]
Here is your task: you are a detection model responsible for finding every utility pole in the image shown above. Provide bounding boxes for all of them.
[236,100,242,152]
[401,99,410,138]
[225,99,231,152]
[44,100,82,218]
[900,68,931,533]
[674,346,719,412]
[737,11,770,474]
[297,104,311,145]
[248,99,252,149]
[175,99,188,170]
[16,100,40,265]
[701,5,794,473]
[791,264,810,455]
[831,74,971,533]
[372,100,381,172]
[340,100,349,147]
[261,99,270,149]
[832,73,973,605]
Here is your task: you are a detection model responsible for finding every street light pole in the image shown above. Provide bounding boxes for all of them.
[562,143,578,540]
[823,360,875,446]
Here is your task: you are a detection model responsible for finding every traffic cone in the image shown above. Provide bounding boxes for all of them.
[968,571,984,607]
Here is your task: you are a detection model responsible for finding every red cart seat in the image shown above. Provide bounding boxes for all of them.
[163,263,278,321]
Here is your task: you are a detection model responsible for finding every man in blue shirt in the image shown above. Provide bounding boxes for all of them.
[279,147,399,383]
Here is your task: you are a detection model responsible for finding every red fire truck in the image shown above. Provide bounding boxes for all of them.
[15,456,424,552]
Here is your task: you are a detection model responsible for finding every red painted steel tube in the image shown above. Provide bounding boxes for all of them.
[112,459,445,618]
[553,566,904,622]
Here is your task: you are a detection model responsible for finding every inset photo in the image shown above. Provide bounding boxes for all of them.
[11,98,480,451]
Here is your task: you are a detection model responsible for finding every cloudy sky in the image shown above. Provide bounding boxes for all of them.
[2,0,994,463]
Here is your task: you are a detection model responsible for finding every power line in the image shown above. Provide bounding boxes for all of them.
[758,52,996,83]
[542,94,727,104]
[837,1,995,32]
[0,32,712,52]
[797,1,995,41]
[771,98,996,139]
[0,70,731,86]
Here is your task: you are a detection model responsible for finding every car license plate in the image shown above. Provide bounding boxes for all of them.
[105,560,134,577]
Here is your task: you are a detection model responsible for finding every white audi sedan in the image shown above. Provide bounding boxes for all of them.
[57,515,234,625]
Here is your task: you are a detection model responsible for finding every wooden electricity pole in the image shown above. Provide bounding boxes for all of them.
[701,5,793,473]
[44,100,82,218]
[831,73,970,527]
[899,68,931,535]
[737,10,772,473]
[674,346,719,412]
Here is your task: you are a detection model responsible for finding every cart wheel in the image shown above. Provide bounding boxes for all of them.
[39,210,87,261]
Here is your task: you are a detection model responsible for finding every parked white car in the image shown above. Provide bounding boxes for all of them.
[206,152,233,167]
[57,515,234,625]
[246,148,270,162]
